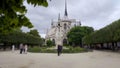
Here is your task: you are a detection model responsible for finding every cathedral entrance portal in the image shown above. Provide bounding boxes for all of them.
[63,39,67,45]
[52,39,55,46]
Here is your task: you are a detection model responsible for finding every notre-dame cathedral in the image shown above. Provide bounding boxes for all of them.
[45,0,81,47]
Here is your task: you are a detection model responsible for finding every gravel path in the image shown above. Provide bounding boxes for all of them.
[0,50,120,68]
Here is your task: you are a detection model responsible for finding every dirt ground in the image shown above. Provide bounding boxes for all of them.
[0,50,120,68]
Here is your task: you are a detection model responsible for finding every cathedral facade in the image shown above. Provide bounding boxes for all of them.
[45,1,81,46]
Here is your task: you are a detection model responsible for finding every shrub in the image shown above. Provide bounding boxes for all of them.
[28,46,41,53]
[62,47,87,53]
[28,46,88,53]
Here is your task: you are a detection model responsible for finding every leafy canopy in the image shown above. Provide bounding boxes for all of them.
[0,0,48,33]
[83,19,120,45]
[27,29,40,37]
[67,26,94,46]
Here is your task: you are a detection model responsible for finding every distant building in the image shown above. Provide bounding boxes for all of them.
[45,0,81,47]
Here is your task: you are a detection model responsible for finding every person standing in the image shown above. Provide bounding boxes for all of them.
[57,45,63,56]
[25,44,28,54]
[12,45,15,52]
[23,45,25,53]
[19,44,23,54]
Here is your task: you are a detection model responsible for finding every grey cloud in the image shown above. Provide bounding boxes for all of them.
[23,0,120,36]
[68,0,119,29]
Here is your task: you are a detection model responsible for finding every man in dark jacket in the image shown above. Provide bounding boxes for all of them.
[57,45,62,56]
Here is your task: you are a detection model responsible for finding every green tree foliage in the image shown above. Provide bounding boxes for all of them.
[0,0,48,33]
[0,29,42,46]
[83,19,120,45]
[67,26,94,46]
[27,0,48,7]
[46,40,54,47]
[27,29,40,37]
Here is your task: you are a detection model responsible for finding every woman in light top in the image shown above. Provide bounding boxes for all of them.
[25,44,28,54]
[12,45,15,52]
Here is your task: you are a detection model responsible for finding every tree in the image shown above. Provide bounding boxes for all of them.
[0,29,42,48]
[67,26,94,47]
[46,40,53,47]
[27,29,40,37]
[0,0,48,33]
[83,19,120,45]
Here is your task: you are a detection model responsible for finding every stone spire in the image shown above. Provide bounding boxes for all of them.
[51,19,54,28]
[58,13,60,21]
[64,0,68,17]
[51,19,53,25]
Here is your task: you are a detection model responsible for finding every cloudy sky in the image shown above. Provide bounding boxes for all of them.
[22,0,120,38]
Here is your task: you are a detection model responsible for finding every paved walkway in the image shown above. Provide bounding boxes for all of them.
[0,50,120,68]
